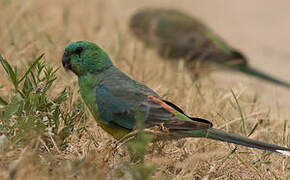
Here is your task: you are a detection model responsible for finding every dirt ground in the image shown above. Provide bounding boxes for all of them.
[0,0,289,179]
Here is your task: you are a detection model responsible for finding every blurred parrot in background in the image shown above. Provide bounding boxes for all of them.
[62,41,290,156]
[129,8,290,89]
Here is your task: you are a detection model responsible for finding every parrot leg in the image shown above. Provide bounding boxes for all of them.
[105,126,174,162]
[116,125,170,149]
[104,130,140,162]
[116,130,139,147]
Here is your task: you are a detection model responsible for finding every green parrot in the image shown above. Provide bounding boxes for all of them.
[62,41,290,156]
[129,8,290,89]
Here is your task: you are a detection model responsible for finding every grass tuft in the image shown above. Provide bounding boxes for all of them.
[0,54,86,147]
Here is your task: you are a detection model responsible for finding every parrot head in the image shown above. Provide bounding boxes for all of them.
[62,41,112,76]
[129,9,158,38]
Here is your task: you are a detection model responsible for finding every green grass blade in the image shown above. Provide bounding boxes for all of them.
[0,96,8,105]
[247,122,259,137]
[231,90,247,135]
[0,54,18,88]
[282,119,287,145]
[18,53,45,84]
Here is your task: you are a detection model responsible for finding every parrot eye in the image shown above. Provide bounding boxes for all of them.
[75,47,83,55]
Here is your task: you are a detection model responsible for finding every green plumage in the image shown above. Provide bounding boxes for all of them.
[130,9,243,64]
[130,8,290,89]
[62,41,290,155]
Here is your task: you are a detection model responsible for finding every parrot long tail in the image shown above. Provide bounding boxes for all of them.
[181,128,290,156]
[232,65,290,89]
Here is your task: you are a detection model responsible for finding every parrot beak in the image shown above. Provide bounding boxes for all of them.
[62,50,71,70]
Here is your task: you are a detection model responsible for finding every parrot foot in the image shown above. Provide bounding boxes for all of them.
[103,133,137,162]
[117,130,139,146]
[104,126,172,162]
[104,130,141,162]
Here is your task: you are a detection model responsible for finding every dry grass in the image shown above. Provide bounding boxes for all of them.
[0,0,289,179]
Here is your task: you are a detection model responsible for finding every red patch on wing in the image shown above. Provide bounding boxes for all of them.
[148,96,177,114]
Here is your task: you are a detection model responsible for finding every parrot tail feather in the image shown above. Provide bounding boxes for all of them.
[180,128,290,156]
[276,150,290,156]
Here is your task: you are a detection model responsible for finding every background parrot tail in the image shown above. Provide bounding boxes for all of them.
[181,128,290,156]
[232,65,290,89]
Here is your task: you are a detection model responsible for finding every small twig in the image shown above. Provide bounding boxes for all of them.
[38,137,52,155]
[48,132,61,154]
